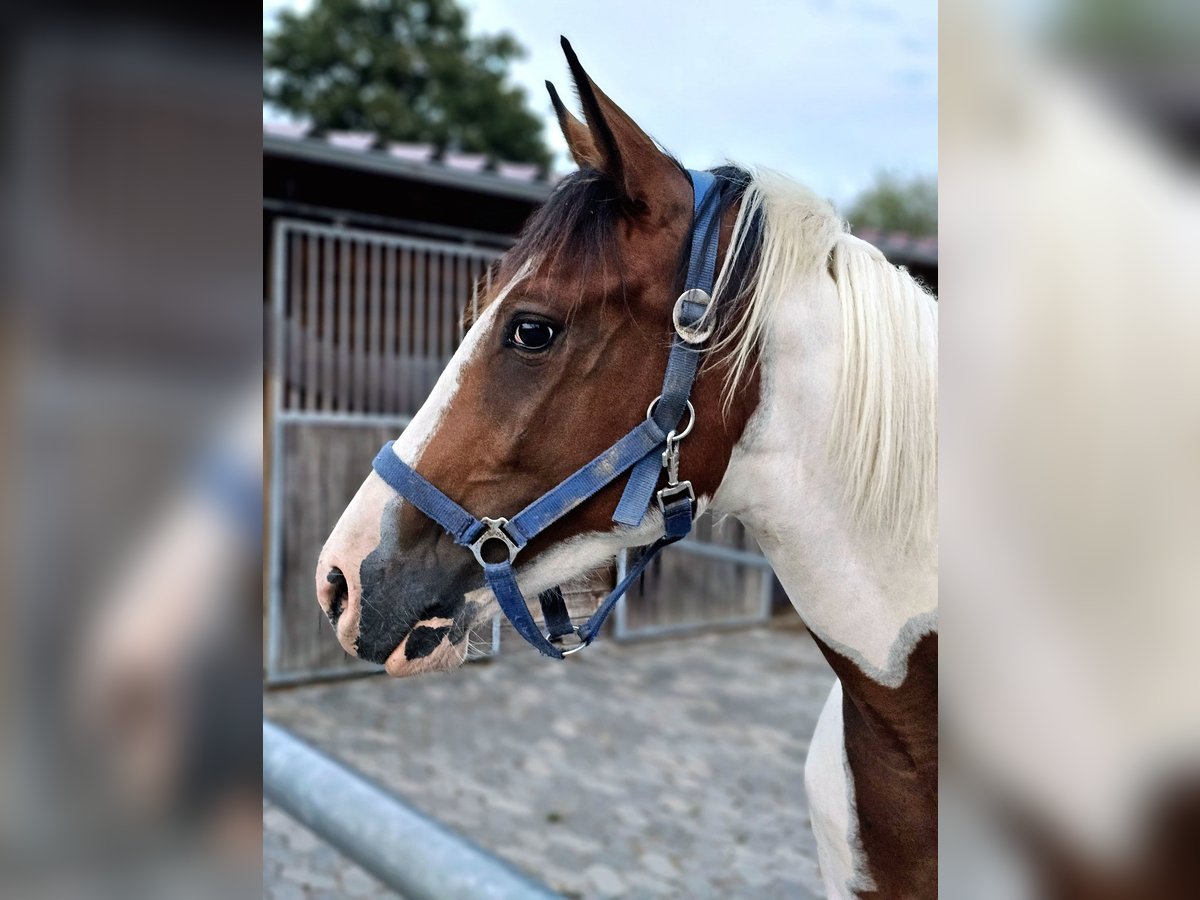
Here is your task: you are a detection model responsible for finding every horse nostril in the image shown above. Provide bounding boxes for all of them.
[325,567,348,625]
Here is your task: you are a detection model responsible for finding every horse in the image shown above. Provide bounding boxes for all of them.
[317,38,938,899]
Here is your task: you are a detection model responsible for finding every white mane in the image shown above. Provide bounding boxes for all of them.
[710,167,938,551]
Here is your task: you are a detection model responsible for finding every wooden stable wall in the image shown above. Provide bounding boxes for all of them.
[279,422,401,677]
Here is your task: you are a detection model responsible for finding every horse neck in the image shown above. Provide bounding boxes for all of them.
[712,271,937,690]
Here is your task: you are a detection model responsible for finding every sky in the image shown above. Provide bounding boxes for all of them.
[263,0,937,205]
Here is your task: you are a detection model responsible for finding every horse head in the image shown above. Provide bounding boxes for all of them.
[316,39,763,675]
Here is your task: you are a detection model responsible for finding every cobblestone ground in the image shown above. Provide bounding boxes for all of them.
[264,622,835,899]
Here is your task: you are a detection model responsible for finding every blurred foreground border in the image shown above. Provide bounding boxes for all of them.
[941,0,1200,896]
[1,5,263,898]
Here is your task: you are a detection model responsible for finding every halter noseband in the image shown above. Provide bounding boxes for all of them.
[371,170,721,659]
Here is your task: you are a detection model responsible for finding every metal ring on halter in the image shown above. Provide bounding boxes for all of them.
[646,398,695,440]
[672,288,715,344]
[469,517,520,567]
[549,626,589,656]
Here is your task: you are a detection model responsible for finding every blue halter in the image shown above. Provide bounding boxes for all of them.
[371,170,721,659]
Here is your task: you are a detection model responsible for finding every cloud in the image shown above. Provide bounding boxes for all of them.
[464,0,936,201]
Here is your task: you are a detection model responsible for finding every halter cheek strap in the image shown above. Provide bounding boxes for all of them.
[371,169,721,659]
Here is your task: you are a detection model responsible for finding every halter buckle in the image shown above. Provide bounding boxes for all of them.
[656,480,695,512]
[470,517,520,567]
[673,288,715,344]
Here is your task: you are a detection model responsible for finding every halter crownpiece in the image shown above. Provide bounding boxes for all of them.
[370,169,722,659]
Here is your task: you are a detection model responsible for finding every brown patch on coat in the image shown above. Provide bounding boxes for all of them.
[811,632,939,899]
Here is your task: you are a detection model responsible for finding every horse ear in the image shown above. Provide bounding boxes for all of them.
[559,36,689,214]
[546,81,601,169]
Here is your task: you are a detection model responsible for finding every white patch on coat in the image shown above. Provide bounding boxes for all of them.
[711,264,937,688]
[806,681,876,898]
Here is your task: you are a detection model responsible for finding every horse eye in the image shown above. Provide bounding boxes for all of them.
[510,321,555,351]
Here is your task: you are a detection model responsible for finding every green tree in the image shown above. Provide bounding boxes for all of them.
[264,0,551,169]
[845,172,938,236]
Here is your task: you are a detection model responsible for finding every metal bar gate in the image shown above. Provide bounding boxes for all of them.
[267,219,500,683]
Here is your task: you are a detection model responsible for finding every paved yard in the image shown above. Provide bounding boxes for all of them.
[264,622,836,899]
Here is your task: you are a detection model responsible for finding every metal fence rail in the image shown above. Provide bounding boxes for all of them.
[612,506,776,641]
[263,720,560,900]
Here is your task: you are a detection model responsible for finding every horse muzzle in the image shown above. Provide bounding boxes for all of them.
[316,549,479,676]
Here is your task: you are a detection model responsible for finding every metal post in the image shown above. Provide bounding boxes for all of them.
[267,221,287,680]
[263,721,560,900]
[613,548,630,639]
